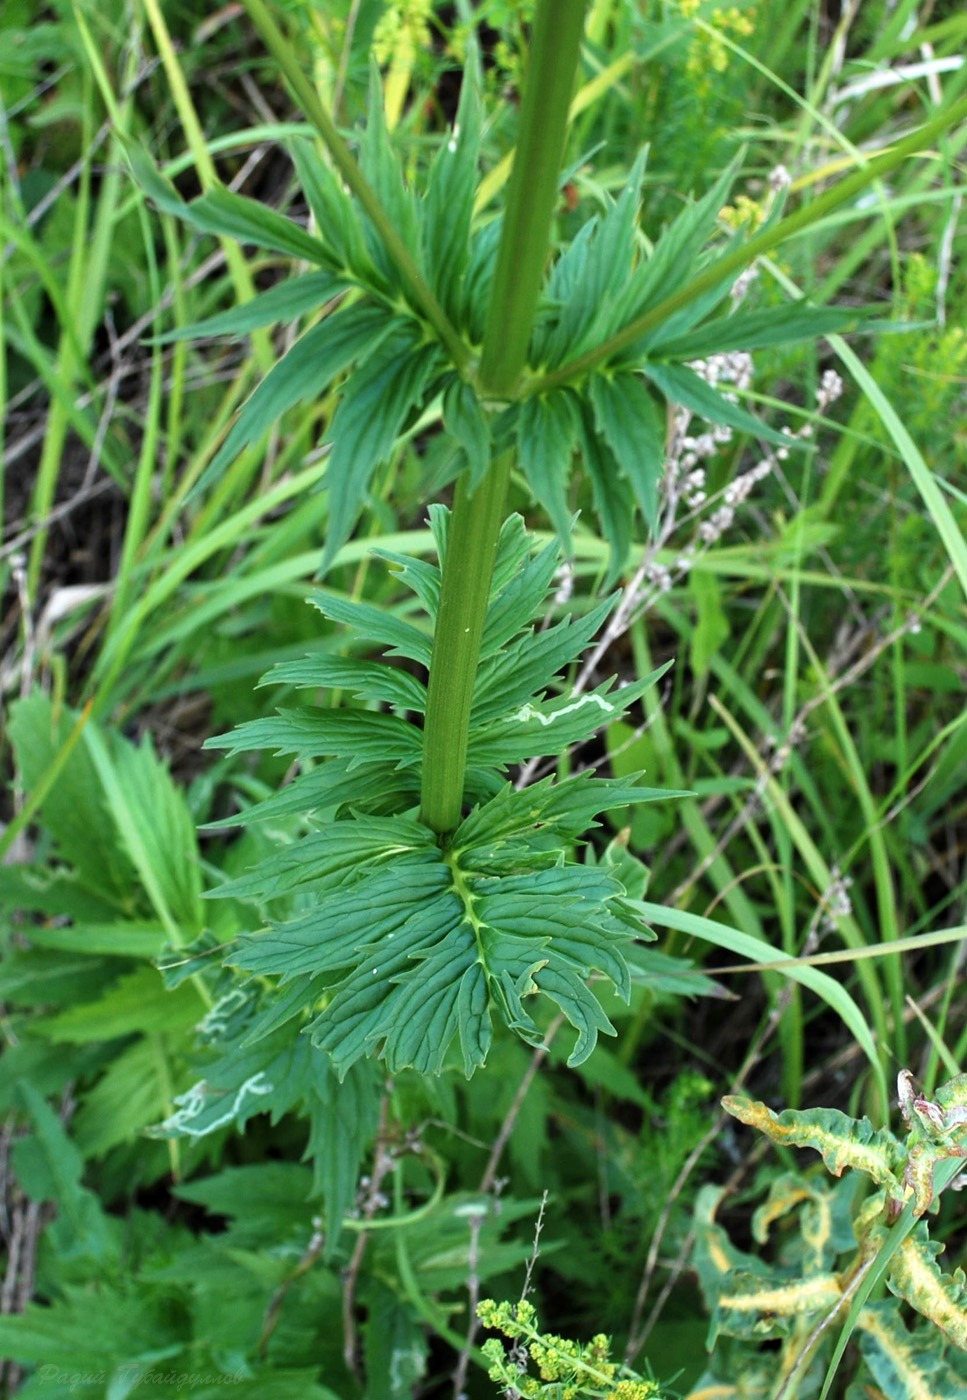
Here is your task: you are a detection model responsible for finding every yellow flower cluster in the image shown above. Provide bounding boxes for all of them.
[477,1299,662,1399]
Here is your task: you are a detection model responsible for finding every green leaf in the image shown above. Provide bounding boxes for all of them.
[307,589,433,667]
[423,43,481,324]
[643,361,796,449]
[616,163,737,337]
[588,372,665,529]
[443,376,491,490]
[689,569,730,678]
[322,326,441,568]
[261,654,428,713]
[152,270,344,343]
[202,303,396,490]
[579,406,636,579]
[651,302,859,360]
[205,707,423,768]
[291,137,377,284]
[358,64,420,286]
[516,391,578,545]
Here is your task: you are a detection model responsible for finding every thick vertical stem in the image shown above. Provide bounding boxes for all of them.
[420,0,587,836]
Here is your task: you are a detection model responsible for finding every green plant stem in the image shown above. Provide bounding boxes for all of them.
[240,0,469,375]
[528,89,967,395]
[420,0,587,836]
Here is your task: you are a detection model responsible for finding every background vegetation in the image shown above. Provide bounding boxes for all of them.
[1,1,966,1397]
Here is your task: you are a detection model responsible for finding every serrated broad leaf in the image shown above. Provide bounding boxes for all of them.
[260,654,428,713]
[858,1299,967,1396]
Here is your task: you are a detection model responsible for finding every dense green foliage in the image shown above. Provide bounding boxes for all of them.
[2,2,966,1398]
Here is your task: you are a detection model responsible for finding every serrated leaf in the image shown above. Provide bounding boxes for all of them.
[152,270,344,343]
[308,589,432,667]
[617,163,737,338]
[203,304,396,489]
[358,64,419,285]
[579,406,636,580]
[205,708,423,769]
[722,1095,904,1195]
[471,593,614,724]
[204,759,419,829]
[516,391,578,545]
[322,326,441,568]
[642,361,795,449]
[260,654,428,713]
[589,372,665,529]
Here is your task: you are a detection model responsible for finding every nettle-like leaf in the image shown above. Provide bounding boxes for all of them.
[722,1094,904,1198]
[889,1228,967,1351]
[858,1299,967,1399]
[205,510,673,1077]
